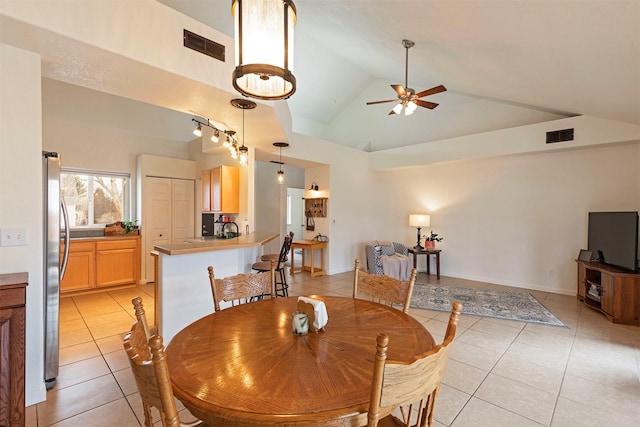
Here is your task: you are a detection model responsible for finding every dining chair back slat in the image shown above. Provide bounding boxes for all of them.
[353,259,417,313]
[209,260,276,311]
[367,301,462,427]
[124,298,205,427]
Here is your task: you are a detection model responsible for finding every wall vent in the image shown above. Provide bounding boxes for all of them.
[183,29,225,62]
[546,128,574,144]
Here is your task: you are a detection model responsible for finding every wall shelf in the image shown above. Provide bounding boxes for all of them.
[305,198,328,218]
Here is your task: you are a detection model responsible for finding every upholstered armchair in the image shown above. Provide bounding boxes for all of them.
[362,241,412,281]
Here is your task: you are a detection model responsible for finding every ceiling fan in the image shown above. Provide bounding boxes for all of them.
[366,39,446,116]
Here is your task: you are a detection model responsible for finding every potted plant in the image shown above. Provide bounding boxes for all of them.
[121,220,139,234]
[424,231,443,249]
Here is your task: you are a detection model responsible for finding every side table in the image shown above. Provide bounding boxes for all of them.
[408,248,441,279]
[290,240,327,277]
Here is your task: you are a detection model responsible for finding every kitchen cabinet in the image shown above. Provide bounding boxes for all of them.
[0,272,27,427]
[60,236,141,294]
[202,165,239,213]
[60,241,96,292]
[96,239,139,288]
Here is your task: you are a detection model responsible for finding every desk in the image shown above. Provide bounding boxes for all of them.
[408,248,441,279]
[166,296,435,426]
[290,239,327,277]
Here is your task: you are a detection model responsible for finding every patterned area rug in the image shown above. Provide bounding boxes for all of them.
[410,284,566,327]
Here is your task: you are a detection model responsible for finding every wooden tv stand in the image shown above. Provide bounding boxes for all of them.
[576,260,640,325]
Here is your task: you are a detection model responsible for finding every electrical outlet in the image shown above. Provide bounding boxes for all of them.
[0,227,27,246]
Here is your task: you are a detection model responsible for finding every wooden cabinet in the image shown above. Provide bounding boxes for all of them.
[96,239,139,288]
[576,260,640,325]
[61,236,141,294]
[60,241,96,292]
[0,272,27,427]
[202,165,239,213]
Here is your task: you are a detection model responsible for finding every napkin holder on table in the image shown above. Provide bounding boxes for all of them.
[297,296,328,332]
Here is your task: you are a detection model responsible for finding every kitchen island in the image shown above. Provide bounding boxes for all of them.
[154,232,278,342]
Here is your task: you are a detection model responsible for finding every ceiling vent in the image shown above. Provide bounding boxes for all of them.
[183,29,225,62]
[546,128,574,144]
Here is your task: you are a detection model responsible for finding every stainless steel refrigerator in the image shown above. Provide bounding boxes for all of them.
[43,151,69,389]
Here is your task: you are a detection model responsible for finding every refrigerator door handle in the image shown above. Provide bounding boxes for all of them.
[60,198,70,280]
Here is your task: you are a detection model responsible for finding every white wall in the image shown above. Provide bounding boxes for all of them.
[0,43,46,404]
[375,143,640,295]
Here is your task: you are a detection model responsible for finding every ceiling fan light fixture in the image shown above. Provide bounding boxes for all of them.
[232,0,297,100]
[405,101,417,115]
[392,103,403,115]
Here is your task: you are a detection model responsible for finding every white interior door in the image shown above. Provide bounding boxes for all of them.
[145,177,171,281]
[171,179,195,244]
[287,188,304,241]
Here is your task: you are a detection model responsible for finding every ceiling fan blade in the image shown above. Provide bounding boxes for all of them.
[415,99,439,109]
[415,84,447,99]
[391,84,407,97]
[388,108,398,115]
[366,99,399,105]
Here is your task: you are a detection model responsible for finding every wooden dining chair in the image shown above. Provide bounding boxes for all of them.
[124,298,204,427]
[353,258,417,313]
[251,235,292,297]
[367,301,462,427]
[208,260,276,311]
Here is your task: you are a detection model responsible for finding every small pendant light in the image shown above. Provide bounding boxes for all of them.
[273,142,289,184]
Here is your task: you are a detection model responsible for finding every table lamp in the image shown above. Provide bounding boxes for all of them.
[409,214,430,250]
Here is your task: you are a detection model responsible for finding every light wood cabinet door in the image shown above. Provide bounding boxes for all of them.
[202,169,212,212]
[211,165,239,213]
[96,239,139,287]
[60,241,96,293]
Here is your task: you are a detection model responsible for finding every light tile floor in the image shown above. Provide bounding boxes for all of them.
[27,270,640,426]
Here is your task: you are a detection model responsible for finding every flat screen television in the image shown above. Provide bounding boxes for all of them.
[588,211,639,272]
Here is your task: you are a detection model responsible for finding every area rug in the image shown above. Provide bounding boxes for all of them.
[410,284,566,327]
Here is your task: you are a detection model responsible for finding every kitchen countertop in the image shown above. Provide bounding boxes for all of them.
[154,232,279,256]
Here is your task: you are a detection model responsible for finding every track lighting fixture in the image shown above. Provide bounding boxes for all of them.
[193,123,202,137]
[273,141,289,184]
[211,129,220,143]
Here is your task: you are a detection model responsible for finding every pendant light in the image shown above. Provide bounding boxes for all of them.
[273,142,289,184]
[231,98,256,165]
[232,0,297,100]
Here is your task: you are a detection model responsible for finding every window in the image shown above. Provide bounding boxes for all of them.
[61,169,130,228]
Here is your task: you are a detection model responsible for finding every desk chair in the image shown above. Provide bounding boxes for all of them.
[251,235,292,296]
[124,298,205,427]
[353,259,417,313]
[208,260,276,311]
[367,301,462,427]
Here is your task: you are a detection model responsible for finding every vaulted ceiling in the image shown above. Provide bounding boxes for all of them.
[157,0,639,153]
[7,1,640,163]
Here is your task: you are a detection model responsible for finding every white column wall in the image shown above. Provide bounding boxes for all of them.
[0,43,46,404]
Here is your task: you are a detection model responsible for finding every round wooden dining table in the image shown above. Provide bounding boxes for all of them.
[165,296,435,426]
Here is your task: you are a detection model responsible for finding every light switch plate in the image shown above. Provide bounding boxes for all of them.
[0,227,27,246]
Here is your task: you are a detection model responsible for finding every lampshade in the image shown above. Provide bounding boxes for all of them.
[409,214,430,227]
[232,0,297,100]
